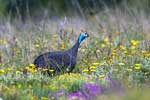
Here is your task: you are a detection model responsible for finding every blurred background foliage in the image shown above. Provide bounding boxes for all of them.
[0,0,150,21]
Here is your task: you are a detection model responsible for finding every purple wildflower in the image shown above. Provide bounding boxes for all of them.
[49,89,66,99]
[80,82,104,99]
[55,89,65,97]
[104,76,111,81]
[67,80,124,100]
[68,91,85,100]
[68,82,104,99]
[49,92,56,99]
[104,79,124,96]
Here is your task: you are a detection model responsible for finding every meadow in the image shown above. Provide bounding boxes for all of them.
[0,9,150,100]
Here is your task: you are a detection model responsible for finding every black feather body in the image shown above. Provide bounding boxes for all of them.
[33,32,89,75]
[34,42,80,75]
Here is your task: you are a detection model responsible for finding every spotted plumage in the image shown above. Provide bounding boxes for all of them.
[34,32,89,75]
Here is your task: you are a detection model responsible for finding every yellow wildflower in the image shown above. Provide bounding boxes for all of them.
[141,50,147,54]
[92,62,99,66]
[112,49,117,55]
[114,31,120,35]
[99,74,105,78]
[135,67,140,70]
[130,45,137,50]
[31,96,37,100]
[90,66,96,69]
[33,69,38,73]
[29,63,36,68]
[131,40,140,46]
[135,64,141,70]
[119,62,125,66]
[50,96,55,100]
[41,97,48,100]
[83,59,88,63]
[124,50,128,54]
[25,66,30,70]
[43,68,49,71]
[35,44,40,48]
[95,40,98,44]
[112,49,117,53]
[6,67,12,71]
[61,84,67,90]
[127,68,133,72]
[135,64,140,66]
[49,69,54,72]
[83,69,89,72]
[119,45,126,50]
[146,53,150,57]
[52,34,58,38]
[103,38,109,44]
[101,43,106,48]
[106,59,112,64]
[142,51,150,57]
[96,49,100,53]
[26,68,33,72]
[0,69,5,74]
[16,70,21,74]
[0,38,7,45]
[61,41,65,50]
[38,67,42,71]
[90,69,96,72]
[29,69,36,73]
[81,49,86,52]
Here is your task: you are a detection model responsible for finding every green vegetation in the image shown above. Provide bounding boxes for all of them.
[0,0,150,20]
[0,1,150,100]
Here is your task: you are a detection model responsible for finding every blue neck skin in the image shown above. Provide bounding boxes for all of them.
[77,34,85,44]
[70,34,85,55]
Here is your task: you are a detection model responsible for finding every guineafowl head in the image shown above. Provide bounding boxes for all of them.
[77,32,89,43]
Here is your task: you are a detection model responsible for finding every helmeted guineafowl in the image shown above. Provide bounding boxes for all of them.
[34,31,89,75]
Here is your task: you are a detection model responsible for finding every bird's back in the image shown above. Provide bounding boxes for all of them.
[33,32,89,74]
[34,51,72,71]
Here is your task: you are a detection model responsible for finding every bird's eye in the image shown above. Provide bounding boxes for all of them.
[84,33,87,35]
[84,33,88,36]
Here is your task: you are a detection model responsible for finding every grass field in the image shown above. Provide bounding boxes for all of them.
[0,9,150,100]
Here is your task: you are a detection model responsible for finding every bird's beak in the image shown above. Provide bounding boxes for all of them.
[87,34,90,37]
[87,33,89,37]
